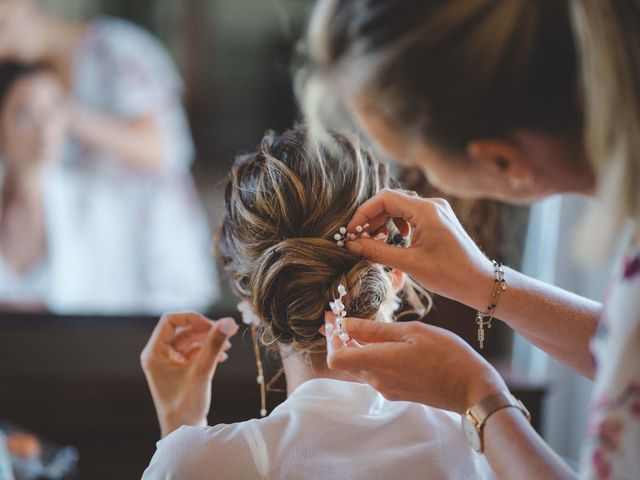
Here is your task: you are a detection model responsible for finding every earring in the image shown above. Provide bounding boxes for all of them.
[238,301,267,417]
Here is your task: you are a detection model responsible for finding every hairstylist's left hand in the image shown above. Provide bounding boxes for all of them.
[325,313,507,414]
[141,312,238,438]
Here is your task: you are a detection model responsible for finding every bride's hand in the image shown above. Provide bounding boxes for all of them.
[141,312,238,438]
[346,189,495,311]
[325,313,507,414]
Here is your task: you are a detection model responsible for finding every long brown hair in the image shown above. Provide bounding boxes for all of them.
[216,126,426,357]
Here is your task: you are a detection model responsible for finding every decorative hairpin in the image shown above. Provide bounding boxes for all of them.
[334,224,370,247]
[238,301,267,417]
[328,284,350,345]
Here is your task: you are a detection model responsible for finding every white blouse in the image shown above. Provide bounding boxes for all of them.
[142,378,495,480]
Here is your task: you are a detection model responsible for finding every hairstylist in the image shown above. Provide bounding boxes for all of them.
[303,1,640,479]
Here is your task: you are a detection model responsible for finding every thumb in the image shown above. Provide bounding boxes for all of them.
[199,317,238,367]
[346,238,410,271]
[342,317,407,344]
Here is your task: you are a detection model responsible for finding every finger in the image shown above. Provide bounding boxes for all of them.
[198,317,239,368]
[172,328,211,353]
[346,238,411,271]
[328,341,396,372]
[347,189,423,232]
[183,337,234,362]
[148,312,213,354]
[167,346,188,365]
[217,352,229,362]
[342,317,408,344]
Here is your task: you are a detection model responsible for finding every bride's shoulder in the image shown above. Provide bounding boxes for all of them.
[142,423,262,479]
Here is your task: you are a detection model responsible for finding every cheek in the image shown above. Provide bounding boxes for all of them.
[417,156,494,199]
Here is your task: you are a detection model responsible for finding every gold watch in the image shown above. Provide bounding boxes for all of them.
[461,390,530,453]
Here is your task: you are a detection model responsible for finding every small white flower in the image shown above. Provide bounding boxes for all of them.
[237,300,261,326]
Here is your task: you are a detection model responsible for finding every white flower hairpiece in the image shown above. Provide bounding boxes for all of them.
[328,284,350,345]
[237,300,261,327]
[334,224,370,247]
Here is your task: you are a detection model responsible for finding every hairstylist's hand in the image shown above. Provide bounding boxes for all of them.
[141,312,238,438]
[325,313,507,413]
[346,189,494,311]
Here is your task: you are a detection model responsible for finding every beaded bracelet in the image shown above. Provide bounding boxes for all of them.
[476,260,506,349]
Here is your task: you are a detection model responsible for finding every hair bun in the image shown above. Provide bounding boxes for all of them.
[217,126,404,356]
[249,237,392,353]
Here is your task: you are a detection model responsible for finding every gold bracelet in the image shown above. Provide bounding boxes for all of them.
[475,260,506,349]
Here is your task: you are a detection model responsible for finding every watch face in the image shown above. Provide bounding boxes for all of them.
[462,416,482,452]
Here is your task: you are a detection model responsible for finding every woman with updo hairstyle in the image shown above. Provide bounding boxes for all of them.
[141,127,495,479]
[296,1,640,479]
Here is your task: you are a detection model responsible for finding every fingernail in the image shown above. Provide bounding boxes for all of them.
[346,240,363,255]
[218,318,238,336]
[219,352,229,361]
[375,232,386,241]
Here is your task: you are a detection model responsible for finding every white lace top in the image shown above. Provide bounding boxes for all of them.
[142,378,495,480]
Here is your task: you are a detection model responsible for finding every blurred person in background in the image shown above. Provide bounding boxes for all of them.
[0,0,218,313]
[0,63,66,311]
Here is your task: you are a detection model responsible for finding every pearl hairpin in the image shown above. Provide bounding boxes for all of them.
[333,223,370,247]
[329,284,350,345]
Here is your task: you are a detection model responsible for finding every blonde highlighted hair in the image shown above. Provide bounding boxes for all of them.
[216,126,428,357]
[570,1,640,255]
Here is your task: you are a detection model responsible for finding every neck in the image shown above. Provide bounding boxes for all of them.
[278,344,360,396]
[36,14,87,86]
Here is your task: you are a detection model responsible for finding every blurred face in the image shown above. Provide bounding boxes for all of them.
[349,95,593,203]
[0,71,68,171]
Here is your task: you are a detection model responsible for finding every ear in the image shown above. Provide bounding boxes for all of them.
[388,268,406,294]
[467,139,535,191]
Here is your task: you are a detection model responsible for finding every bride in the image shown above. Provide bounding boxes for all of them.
[141,126,495,479]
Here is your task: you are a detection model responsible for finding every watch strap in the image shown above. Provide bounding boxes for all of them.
[466,390,531,429]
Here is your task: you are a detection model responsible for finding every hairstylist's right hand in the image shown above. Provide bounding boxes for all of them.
[325,313,507,414]
[141,313,238,438]
[346,189,495,312]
